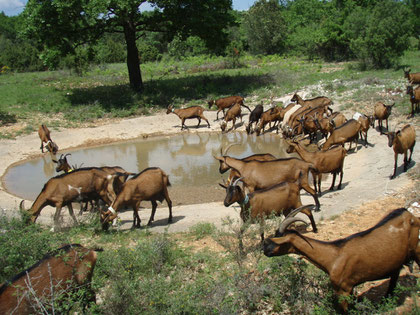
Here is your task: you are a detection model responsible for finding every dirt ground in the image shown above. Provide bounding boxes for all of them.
[0,92,419,311]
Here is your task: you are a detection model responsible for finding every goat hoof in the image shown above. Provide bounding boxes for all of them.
[390,175,395,180]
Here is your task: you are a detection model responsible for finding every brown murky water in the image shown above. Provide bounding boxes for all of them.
[3,132,292,205]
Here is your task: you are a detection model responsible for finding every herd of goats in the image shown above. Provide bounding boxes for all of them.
[1,69,420,313]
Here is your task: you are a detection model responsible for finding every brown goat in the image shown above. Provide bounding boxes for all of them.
[264,208,420,313]
[255,106,282,136]
[286,140,347,194]
[313,115,334,140]
[373,102,394,134]
[101,167,172,229]
[322,119,361,152]
[0,244,100,314]
[38,124,58,155]
[353,112,374,146]
[166,105,210,130]
[220,103,242,132]
[20,167,114,230]
[385,124,416,179]
[246,102,264,134]
[214,155,320,210]
[208,95,250,120]
[329,111,347,129]
[220,178,318,239]
[406,85,420,117]
[404,68,420,85]
[291,93,333,108]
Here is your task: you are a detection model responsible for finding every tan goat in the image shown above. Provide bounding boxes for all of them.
[385,124,416,179]
[208,95,251,120]
[373,102,394,134]
[166,105,210,130]
[220,103,242,132]
[406,85,420,117]
[0,244,100,315]
[404,68,420,85]
[255,106,282,136]
[220,177,318,239]
[38,124,58,155]
[321,119,361,152]
[264,208,420,313]
[101,167,172,229]
[20,167,114,230]
[286,140,347,194]
[291,93,333,107]
[353,112,374,146]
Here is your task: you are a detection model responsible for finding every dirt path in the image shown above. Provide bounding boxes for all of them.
[0,97,419,233]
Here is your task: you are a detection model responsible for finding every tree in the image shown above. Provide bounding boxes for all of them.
[344,0,413,69]
[23,0,234,92]
[243,0,287,55]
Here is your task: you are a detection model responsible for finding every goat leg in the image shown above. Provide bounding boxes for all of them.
[385,269,401,296]
[148,200,158,226]
[67,203,78,225]
[337,170,344,190]
[391,153,398,179]
[196,117,201,128]
[329,173,337,191]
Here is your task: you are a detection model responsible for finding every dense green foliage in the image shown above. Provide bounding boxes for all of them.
[1,0,418,77]
[1,214,418,314]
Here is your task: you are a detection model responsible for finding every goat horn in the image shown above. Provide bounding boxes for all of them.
[285,205,316,220]
[232,177,244,186]
[19,200,26,211]
[222,142,240,156]
[59,154,64,160]
[64,153,72,158]
[278,217,309,235]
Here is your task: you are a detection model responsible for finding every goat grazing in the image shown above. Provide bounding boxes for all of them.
[406,85,420,117]
[101,167,172,229]
[220,103,242,132]
[264,208,420,313]
[321,119,361,152]
[166,105,210,130]
[38,124,58,155]
[20,167,115,230]
[255,107,282,136]
[208,95,250,120]
[373,102,394,134]
[246,102,264,134]
[220,177,318,239]
[385,124,416,179]
[404,68,420,85]
[214,155,320,210]
[0,244,100,314]
[286,140,347,194]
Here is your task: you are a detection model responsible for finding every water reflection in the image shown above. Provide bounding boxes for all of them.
[4,132,290,203]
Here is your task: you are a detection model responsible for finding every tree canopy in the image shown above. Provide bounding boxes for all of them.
[23,0,235,91]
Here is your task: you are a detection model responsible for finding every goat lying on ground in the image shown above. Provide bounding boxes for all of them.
[404,68,420,85]
[373,102,394,134]
[385,124,416,179]
[208,96,251,120]
[246,102,264,134]
[101,167,172,229]
[221,103,242,132]
[167,105,210,130]
[20,167,115,230]
[264,208,420,313]
[38,124,58,155]
[214,155,320,210]
[220,177,318,240]
[0,244,100,315]
[286,140,347,194]
[321,119,361,152]
[406,85,420,117]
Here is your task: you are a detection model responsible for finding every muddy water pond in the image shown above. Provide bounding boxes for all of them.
[4,132,292,206]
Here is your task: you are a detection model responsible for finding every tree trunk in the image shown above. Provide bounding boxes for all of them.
[123,22,143,92]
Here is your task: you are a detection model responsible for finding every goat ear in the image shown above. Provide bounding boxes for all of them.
[52,159,58,163]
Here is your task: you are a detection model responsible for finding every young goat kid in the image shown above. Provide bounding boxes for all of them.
[373,102,394,134]
[208,95,250,120]
[166,105,210,130]
[385,124,416,179]
[220,103,242,132]
[38,124,58,155]
[264,208,420,313]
